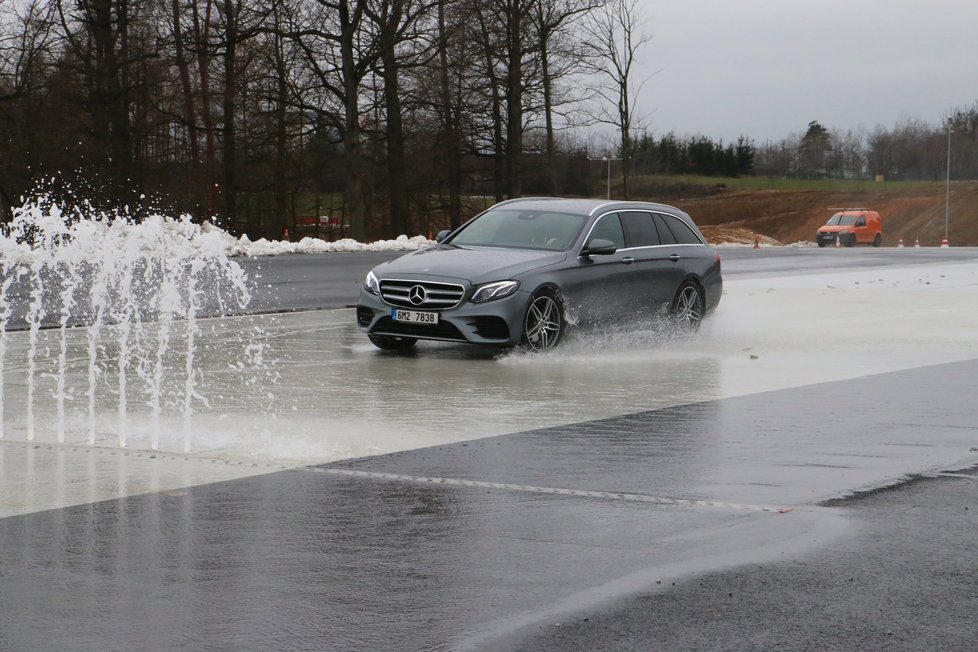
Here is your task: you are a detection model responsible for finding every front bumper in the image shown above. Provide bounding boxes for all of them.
[357,287,531,347]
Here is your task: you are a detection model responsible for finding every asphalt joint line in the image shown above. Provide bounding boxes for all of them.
[307,467,793,514]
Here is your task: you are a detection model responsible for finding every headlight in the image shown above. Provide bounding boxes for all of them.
[470,280,519,303]
[364,270,380,294]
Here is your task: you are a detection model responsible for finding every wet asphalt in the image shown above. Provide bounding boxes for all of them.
[2,248,978,651]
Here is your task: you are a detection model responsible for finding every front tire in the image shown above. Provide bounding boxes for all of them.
[368,333,417,351]
[521,290,564,351]
[672,281,705,333]
[873,233,882,247]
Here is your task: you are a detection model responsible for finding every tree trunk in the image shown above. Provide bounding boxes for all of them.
[380,8,408,236]
[273,25,289,238]
[340,0,367,241]
[504,0,522,199]
[172,0,202,218]
[192,0,220,219]
[540,27,556,195]
[221,0,238,226]
[437,0,461,227]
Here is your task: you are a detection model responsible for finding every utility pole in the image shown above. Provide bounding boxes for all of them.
[944,117,953,244]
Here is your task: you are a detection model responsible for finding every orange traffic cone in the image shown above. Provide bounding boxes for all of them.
[941,237,950,248]
[753,237,760,250]
[835,236,840,248]
[897,237,904,248]
[283,227,290,241]
[914,237,920,248]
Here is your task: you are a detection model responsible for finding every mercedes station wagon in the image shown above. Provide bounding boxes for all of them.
[356,198,722,352]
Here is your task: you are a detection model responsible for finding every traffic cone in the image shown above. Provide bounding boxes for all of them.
[283,227,290,241]
[897,237,904,248]
[753,237,759,250]
[835,235,840,248]
[941,237,950,248]
[914,237,920,248]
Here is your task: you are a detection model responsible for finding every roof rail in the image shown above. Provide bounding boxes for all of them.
[827,207,870,211]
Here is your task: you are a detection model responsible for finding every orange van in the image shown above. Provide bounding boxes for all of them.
[816,209,883,247]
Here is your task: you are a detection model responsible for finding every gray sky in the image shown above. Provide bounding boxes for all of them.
[633,0,978,143]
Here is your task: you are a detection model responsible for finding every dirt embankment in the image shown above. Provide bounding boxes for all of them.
[673,182,978,246]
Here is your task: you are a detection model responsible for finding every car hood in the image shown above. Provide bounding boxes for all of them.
[817,226,852,233]
[374,245,568,285]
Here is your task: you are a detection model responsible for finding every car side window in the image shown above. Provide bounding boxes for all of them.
[621,211,661,247]
[657,214,702,245]
[651,213,678,245]
[855,216,866,227]
[589,213,626,250]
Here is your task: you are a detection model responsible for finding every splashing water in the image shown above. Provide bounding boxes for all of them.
[0,197,263,452]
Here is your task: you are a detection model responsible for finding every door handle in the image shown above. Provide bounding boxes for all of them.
[669,254,681,262]
[621,257,635,265]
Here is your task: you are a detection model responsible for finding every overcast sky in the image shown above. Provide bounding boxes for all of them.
[628,0,978,143]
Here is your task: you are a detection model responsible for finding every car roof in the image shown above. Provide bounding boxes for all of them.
[492,197,690,219]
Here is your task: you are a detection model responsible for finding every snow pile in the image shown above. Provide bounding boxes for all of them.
[222,231,434,257]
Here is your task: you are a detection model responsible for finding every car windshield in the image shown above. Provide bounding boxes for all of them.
[825,214,857,226]
[448,209,587,251]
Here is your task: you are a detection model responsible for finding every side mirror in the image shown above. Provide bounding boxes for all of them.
[583,238,617,256]
[435,229,451,243]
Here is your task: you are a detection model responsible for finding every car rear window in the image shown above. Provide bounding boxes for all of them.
[656,214,702,245]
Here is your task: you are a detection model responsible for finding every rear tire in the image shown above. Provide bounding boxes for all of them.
[521,290,564,351]
[368,333,417,351]
[671,281,705,333]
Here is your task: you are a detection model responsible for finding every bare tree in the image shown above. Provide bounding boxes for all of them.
[582,0,650,199]
[528,0,598,195]
[365,0,436,235]
[290,0,377,241]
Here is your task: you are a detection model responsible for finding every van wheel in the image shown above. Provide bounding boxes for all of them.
[844,234,856,247]
[873,233,882,247]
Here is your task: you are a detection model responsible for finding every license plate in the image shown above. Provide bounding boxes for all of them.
[392,309,439,325]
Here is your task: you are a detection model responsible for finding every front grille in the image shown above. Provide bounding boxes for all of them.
[380,279,465,309]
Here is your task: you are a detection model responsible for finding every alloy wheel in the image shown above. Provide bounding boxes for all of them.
[673,284,704,332]
[524,294,563,351]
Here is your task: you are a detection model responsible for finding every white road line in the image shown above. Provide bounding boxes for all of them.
[307,467,793,513]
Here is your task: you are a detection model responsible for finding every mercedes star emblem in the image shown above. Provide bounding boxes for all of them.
[409,285,427,305]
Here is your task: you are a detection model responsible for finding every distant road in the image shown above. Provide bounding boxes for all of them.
[6,247,976,330]
[238,246,978,313]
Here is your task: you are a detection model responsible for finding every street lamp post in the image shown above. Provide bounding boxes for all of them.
[944,118,952,244]
[588,156,623,199]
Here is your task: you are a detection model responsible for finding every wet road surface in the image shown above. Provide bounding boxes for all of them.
[2,248,978,650]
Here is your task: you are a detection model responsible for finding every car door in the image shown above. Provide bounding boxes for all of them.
[650,212,700,311]
[558,212,635,324]
[853,215,868,243]
[619,211,678,316]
